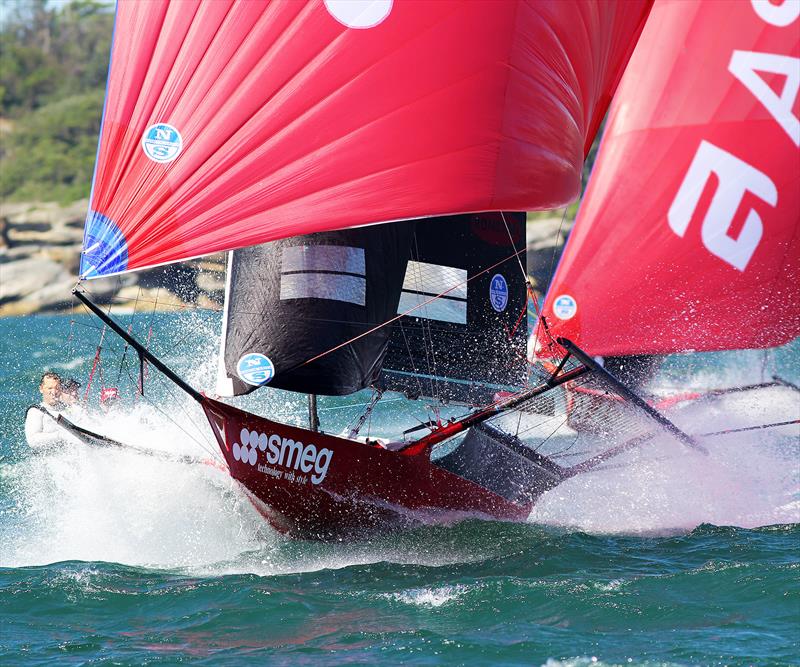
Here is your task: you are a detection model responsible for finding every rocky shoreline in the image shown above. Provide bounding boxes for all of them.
[0,201,571,317]
[0,200,225,317]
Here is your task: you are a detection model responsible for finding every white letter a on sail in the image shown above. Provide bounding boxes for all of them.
[668,141,777,271]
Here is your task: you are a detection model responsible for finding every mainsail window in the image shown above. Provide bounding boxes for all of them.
[280,273,366,306]
[397,292,466,325]
[280,245,367,306]
[219,224,413,397]
[398,261,468,324]
[381,212,528,403]
[281,246,366,275]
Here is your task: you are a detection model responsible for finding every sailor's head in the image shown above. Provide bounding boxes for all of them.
[100,386,120,411]
[61,378,81,404]
[39,372,62,407]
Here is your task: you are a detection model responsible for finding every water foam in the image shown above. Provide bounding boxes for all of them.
[0,396,277,570]
[529,384,800,534]
[387,584,470,608]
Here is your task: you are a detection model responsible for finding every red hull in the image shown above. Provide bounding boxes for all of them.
[202,399,532,540]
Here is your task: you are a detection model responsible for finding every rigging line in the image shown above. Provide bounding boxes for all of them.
[139,392,222,464]
[500,211,528,282]
[139,287,160,395]
[502,311,539,383]
[508,302,528,340]
[512,411,577,440]
[366,394,375,440]
[485,395,562,433]
[148,325,201,362]
[343,400,361,435]
[292,245,526,378]
[411,235,439,401]
[85,325,107,400]
[116,288,141,383]
[532,413,570,453]
[320,397,404,414]
[157,375,218,449]
[94,292,218,311]
[342,392,368,435]
[68,319,108,332]
[118,343,214,448]
[398,318,425,401]
[513,400,525,439]
[65,318,76,359]
[231,313,467,335]
[121,363,222,461]
[145,308,213,363]
[697,419,800,437]
[547,432,582,459]
[532,205,572,357]
[546,204,571,287]
[347,388,384,439]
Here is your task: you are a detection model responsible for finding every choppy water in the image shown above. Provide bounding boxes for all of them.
[1,313,799,666]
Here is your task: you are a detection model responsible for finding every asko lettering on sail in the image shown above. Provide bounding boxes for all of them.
[539,0,799,355]
[669,0,799,272]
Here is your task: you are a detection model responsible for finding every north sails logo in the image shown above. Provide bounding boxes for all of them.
[232,428,333,485]
[141,123,183,163]
[489,273,509,312]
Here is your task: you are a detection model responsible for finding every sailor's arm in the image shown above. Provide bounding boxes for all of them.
[24,407,65,448]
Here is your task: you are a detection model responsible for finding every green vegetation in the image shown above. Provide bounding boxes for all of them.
[1,0,113,203]
[0,0,603,209]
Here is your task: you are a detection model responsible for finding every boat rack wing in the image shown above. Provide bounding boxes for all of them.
[404,338,708,501]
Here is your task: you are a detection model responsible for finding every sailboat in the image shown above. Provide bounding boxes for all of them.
[69,0,737,540]
[537,0,800,416]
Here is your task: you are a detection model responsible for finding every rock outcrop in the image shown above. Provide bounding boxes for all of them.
[0,200,225,317]
[0,200,570,317]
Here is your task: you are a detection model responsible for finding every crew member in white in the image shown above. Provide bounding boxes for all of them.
[24,372,75,448]
[60,377,89,424]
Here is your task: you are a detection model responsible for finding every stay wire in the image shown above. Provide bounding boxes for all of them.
[533,205,572,358]
[398,318,425,401]
[116,288,141,383]
[500,211,528,283]
[121,362,222,463]
[411,235,439,401]
[76,284,219,458]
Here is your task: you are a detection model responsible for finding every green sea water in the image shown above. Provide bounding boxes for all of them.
[1,313,798,666]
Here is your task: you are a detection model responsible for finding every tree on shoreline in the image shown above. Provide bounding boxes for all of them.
[1,0,113,203]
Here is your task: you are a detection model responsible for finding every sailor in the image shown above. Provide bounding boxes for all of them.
[60,377,89,424]
[24,371,76,449]
[99,386,121,414]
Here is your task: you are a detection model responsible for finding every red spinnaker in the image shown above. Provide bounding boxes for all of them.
[81,0,651,278]
[541,0,800,355]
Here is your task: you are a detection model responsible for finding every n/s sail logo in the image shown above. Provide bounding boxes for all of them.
[489,274,509,312]
[237,353,275,386]
[141,123,183,163]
